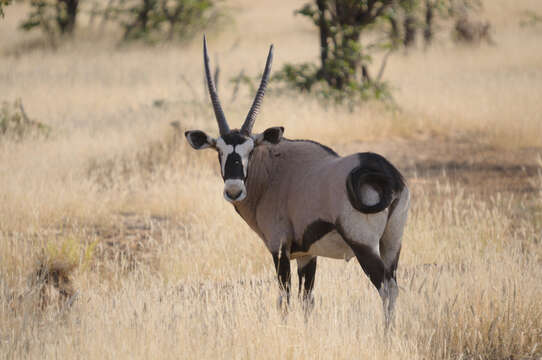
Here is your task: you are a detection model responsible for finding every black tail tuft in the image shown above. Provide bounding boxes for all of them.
[346,152,405,214]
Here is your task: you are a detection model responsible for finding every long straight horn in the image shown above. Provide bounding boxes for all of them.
[203,35,229,135]
[241,44,274,135]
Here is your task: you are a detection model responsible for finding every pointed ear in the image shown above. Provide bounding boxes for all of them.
[254,126,284,145]
[184,130,216,150]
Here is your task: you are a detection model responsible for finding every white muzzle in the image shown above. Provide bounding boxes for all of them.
[224,179,247,203]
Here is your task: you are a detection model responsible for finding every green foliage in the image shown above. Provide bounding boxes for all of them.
[274,0,485,104]
[384,0,484,48]
[16,0,220,44]
[520,10,542,28]
[46,236,97,271]
[21,0,78,34]
[273,63,319,92]
[273,64,392,106]
[275,0,395,104]
[119,0,221,42]
[0,0,11,18]
[19,0,79,47]
[20,0,56,33]
[0,99,51,141]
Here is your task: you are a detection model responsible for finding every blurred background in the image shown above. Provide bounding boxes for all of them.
[0,0,541,359]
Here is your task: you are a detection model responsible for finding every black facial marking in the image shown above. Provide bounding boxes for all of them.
[297,257,317,298]
[219,130,251,180]
[336,222,386,291]
[272,251,291,301]
[224,152,244,180]
[221,130,248,146]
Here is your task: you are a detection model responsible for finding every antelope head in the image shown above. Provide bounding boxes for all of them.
[185,36,284,203]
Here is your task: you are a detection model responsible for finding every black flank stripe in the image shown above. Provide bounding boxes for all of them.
[298,220,335,253]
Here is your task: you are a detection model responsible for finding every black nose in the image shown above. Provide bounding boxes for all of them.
[226,188,242,200]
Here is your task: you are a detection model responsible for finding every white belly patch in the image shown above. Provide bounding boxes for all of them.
[304,231,355,261]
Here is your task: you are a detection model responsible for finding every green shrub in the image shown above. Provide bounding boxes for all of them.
[272,0,485,104]
[19,0,79,48]
[0,0,11,17]
[272,0,396,104]
[119,0,222,42]
[0,99,51,140]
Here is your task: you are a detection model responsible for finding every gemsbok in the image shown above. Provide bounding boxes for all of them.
[185,36,410,325]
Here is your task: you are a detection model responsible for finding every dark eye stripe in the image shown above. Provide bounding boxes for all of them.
[224,152,244,180]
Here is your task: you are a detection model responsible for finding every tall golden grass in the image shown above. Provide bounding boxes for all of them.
[1,0,541,358]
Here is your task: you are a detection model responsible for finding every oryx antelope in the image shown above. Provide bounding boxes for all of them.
[185,36,410,324]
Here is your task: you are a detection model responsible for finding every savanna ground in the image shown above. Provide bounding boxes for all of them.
[1,0,541,358]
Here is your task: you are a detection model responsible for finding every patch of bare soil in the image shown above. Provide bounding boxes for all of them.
[34,213,184,279]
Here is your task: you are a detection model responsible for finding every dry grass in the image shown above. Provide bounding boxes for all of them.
[1,0,542,358]
[2,182,540,359]
[385,30,542,148]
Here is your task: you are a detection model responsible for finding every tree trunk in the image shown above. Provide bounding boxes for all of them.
[341,30,362,88]
[139,0,152,31]
[316,0,329,80]
[423,0,434,47]
[123,0,153,40]
[389,15,400,46]
[56,0,78,35]
[403,15,416,47]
